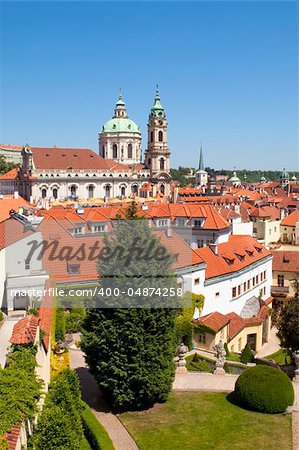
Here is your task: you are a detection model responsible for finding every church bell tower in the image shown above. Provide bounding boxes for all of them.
[144,86,171,180]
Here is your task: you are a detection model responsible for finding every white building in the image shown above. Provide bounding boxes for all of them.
[17,89,172,202]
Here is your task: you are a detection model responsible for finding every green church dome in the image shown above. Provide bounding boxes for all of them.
[102,117,140,134]
[229,171,240,182]
[280,168,290,180]
[101,92,141,134]
[291,174,297,181]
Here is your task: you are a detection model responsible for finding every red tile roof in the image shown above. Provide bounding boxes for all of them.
[29,147,145,172]
[195,299,271,339]
[0,195,31,222]
[271,251,299,272]
[5,424,21,450]
[0,168,18,180]
[281,210,299,227]
[10,315,39,345]
[0,144,22,151]
[249,206,280,221]
[38,281,54,352]
[194,235,270,280]
[194,311,230,332]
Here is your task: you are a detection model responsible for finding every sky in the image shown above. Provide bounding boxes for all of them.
[0,1,297,171]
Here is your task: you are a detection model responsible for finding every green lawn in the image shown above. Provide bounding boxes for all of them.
[265,348,291,365]
[119,392,292,450]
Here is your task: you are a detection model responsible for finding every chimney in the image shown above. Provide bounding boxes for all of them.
[209,243,218,255]
[14,191,19,199]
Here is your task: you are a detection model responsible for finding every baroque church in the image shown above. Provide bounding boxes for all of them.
[18,88,171,202]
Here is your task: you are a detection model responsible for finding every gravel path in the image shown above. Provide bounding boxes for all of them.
[69,347,138,450]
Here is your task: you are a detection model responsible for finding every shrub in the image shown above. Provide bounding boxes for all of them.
[66,308,86,334]
[240,343,254,364]
[192,352,200,363]
[81,401,114,450]
[34,405,80,450]
[34,370,83,449]
[224,342,230,357]
[55,308,66,342]
[174,315,193,349]
[234,365,294,413]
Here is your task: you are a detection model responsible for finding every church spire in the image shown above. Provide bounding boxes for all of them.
[150,85,165,118]
[198,142,204,171]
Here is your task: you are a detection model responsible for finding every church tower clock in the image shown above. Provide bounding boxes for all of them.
[144,87,171,194]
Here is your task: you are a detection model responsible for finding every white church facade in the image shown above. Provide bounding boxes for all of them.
[18,88,172,203]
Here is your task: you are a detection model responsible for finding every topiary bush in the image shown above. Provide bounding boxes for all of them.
[234,365,294,413]
[192,352,200,363]
[240,343,254,364]
[224,342,230,357]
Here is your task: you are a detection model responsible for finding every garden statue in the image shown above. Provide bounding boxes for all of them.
[176,342,188,373]
[213,340,226,375]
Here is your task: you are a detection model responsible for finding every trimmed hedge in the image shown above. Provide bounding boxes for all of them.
[55,308,66,342]
[240,343,254,364]
[234,365,294,413]
[81,401,114,450]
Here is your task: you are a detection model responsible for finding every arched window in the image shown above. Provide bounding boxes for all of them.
[102,146,105,158]
[88,185,94,199]
[127,143,133,159]
[70,185,77,196]
[113,144,117,159]
[121,186,126,197]
[105,185,111,198]
[131,184,138,194]
[158,130,163,142]
[160,184,165,195]
[160,158,165,170]
[41,188,47,198]
[52,188,58,199]
[150,131,154,143]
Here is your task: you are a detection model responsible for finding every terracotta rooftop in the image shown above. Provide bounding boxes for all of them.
[0,168,19,180]
[281,210,299,227]
[194,235,270,280]
[271,251,299,273]
[29,146,145,172]
[193,311,230,332]
[0,195,31,222]
[10,315,39,345]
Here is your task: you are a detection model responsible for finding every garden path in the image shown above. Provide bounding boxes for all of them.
[256,326,281,358]
[69,347,139,450]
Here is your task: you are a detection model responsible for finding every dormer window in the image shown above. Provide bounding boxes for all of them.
[67,264,80,275]
[235,253,245,261]
[246,250,254,257]
[223,257,234,265]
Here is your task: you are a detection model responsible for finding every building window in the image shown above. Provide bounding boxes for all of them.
[247,280,251,290]
[74,226,83,235]
[243,282,247,292]
[127,143,133,159]
[113,144,117,159]
[278,275,284,287]
[193,219,202,227]
[88,185,94,198]
[150,131,154,142]
[93,224,105,233]
[232,287,237,299]
[160,184,165,195]
[215,292,220,297]
[70,185,77,196]
[159,158,165,170]
[105,185,111,198]
[198,334,206,344]
[238,285,241,296]
[67,264,80,275]
[255,275,258,285]
[41,188,47,198]
[194,278,200,286]
[25,259,30,270]
[121,186,126,197]
[158,130,163,142]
